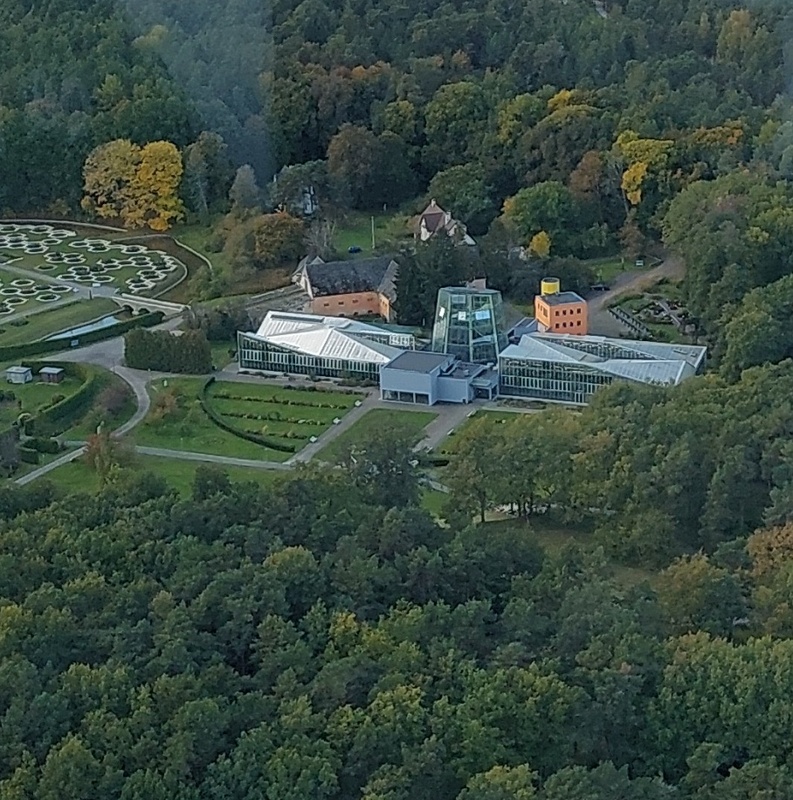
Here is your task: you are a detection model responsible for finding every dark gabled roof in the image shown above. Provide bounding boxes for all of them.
[304,256,397,297]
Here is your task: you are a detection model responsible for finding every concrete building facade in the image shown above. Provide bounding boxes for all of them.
[380,351,497,405]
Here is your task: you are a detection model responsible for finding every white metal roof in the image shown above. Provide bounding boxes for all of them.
[249,311,404,364]
[498,332,705,386]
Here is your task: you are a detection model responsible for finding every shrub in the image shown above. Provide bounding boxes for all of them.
[19,447,39,465]
[26,437,61,455]
[96,383,131,416]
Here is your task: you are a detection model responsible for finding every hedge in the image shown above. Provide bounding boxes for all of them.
[211,391,353,410]
[19,447,39,465]
[21,362,108,437]
[417,454,452,467]
[26,437,61,454]
[0,311,164,362]
[199,378,296,454]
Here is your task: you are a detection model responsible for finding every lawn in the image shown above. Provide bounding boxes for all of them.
[0,376,83,427]
[332,212,411,257]
[0,298,118,346]
[64,373,138,439]
[136,378,361,461]
[420,487,448,518]
[318,407,437,464]
[210,340,236,370]
[43,454,286,496]
[584,255,630,283]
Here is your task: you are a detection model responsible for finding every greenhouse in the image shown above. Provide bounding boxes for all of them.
[498,333,707,404]
[237,311,415,381]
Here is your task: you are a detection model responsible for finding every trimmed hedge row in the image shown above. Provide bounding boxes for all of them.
[19,447,39,465]
[221,409,326,426]
[211,391,353,410]
[417,454,452,467]
[199,378,296,454]
[26,437,61,454]
[0,311,164,363]
[22,361,107,436]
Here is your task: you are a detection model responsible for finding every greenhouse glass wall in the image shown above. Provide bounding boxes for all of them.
[237,333,391,381]
[430,287,508,364]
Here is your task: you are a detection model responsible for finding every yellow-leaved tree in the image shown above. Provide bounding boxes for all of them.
[621,161,649,206]
[82,139,184,231]
[614,130,674,207]
[81,139,140,221]
[529,230,551,259]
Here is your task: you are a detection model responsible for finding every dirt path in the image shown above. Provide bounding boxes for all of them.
[587,255,684,336]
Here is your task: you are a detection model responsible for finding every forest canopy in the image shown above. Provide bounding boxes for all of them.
[0,453,793,799]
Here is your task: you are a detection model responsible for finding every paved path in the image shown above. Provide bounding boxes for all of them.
[15,447,86,486]
[135,446,291,470]
[415,401,481,451]
[287,392,378,464]
[587,255,684,337]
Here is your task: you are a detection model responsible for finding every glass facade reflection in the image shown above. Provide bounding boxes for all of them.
[499,357,614,404]
[430,288,507,363]
[237,332,382,380]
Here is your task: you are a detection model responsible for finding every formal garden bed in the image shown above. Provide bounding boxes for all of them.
[0,222,186,301]
[137,378,361,461]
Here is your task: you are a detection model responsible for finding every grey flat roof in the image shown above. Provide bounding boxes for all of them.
[39,366,64,374]
[540,291,585,306]
[385,350,451,373]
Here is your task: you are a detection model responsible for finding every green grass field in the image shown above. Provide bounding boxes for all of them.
[43,454,287,496]
[63,373,138,439]
[332,212,411,257]
[0,375,84,427]
[210,341,236,371]
[318,407,437,463]
[0,298,118,346]
[137,378,360,461]
[437,409,519,455]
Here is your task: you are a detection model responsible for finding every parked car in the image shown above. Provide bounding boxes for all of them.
[348,245,362,254]
[590,283,610,292]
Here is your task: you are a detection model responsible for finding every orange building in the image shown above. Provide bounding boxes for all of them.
[293,256,398,322]
[534,277,588,335]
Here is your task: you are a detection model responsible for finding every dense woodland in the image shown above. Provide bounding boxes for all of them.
[2,450,793,799]
[5,0,793,797]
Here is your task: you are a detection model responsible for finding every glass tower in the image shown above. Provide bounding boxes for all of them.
[430,287,507,363]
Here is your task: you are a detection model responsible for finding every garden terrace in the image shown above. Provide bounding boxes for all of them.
[137,378,361,461]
